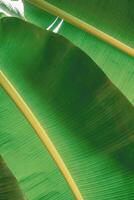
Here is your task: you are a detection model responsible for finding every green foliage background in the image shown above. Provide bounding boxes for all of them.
[0,1,134,199]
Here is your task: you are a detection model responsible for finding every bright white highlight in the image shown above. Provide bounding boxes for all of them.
[0,0,24,18]
[46,17,64,33]
[53,19,64,33]
[46,17,58,30]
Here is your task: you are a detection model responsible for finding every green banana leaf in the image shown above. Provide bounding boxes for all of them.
[1,1,134,104]
[0,17,134,199]
[0,155,27,199]
[57,19,134,106]
[24,0,56,29]
[45,0,134,46]
[23,0,134,105]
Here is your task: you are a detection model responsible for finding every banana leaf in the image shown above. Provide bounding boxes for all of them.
[1,1,134,104]
[23,0,134,105]
[45,0,134,46]
[24,0,57,29]
[58,24,134,106]
[0,17,134,199]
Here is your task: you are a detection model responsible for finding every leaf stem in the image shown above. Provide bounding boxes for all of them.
[0,70,84,200]
[26,0,134,57]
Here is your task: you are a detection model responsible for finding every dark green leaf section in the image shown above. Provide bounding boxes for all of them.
[0,18,134,199]
[0,155,27,200]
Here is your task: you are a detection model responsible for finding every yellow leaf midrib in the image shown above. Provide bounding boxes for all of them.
[0,70,84,200]
[26,0,134,57]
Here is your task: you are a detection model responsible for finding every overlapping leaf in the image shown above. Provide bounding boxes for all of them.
[45,0,134,46]
[22,0,134,105]
[0,17,134,199]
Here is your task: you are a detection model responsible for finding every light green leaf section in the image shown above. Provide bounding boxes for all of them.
[0,155,27,199]
[0,18,134,199]
[24,0,56,29]
[0,87,74,200]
